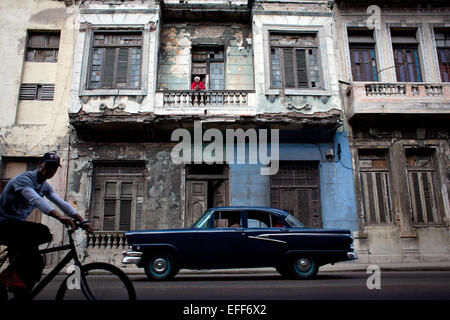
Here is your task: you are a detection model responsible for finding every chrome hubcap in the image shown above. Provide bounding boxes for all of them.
[152,258,168,274]
[297,258,312,273]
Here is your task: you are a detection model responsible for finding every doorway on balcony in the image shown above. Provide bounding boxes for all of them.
[191,45,225,90]
[185,164,229,227]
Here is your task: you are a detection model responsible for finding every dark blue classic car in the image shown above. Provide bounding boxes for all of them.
[123,207,357,280]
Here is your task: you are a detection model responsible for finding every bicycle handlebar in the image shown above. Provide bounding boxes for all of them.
[69,220,91,233]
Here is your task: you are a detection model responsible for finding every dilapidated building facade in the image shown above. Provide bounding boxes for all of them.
[0,0,78,258]
[1,0,448,267]
[334,0,450,262]
[65,0,358,265]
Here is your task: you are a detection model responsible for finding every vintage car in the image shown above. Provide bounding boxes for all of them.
[123,207,357,280]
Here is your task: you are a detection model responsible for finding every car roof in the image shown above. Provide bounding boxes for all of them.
[210,206,290,218]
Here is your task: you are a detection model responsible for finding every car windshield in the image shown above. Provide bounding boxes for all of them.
[192,210,213,228]
[285,214,304,228]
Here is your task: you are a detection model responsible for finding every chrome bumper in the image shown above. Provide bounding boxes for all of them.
[347,252,358,260]
[122,251,143,265]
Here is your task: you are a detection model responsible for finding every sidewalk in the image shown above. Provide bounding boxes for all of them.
[119,261,450,276]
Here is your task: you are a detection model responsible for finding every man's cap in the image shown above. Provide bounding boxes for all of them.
[41,152,61,167]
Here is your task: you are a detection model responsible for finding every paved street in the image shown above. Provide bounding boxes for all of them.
[33,270,450,300]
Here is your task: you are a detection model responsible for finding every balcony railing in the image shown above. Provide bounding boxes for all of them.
[87,232,128,249]
[347,82,450,119]
[364,83,445,97]
[155,90,255,115]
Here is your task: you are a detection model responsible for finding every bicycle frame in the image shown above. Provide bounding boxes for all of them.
[26,229,94,300]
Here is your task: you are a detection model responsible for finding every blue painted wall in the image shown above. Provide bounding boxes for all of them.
[228,132,358,231]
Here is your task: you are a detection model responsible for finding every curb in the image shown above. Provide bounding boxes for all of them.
[44,263,450,276]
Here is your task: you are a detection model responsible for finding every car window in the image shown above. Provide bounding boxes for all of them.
[248,219,267,228]
[285,214,304,228]
[213,211,242,228]
[192,210,213,228]
[246,211,285,228]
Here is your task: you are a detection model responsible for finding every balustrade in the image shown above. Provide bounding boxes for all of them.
[161,90,250,107]
[87,232,128,249]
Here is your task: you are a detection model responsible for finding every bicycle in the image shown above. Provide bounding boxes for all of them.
[0,220,136,300]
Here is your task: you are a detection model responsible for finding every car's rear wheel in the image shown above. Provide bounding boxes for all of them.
[144,253,178,281]
[288,256,318,280]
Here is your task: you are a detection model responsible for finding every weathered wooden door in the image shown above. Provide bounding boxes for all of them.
[185,165,229,227]
[270,162,322,228]
[186,180,208,227]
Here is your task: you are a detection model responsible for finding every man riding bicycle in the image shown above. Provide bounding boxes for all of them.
[0,152,93,296]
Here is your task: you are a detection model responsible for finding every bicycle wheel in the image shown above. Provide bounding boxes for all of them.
[56,262,136,300]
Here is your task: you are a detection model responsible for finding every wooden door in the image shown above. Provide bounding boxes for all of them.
[186,180,208,227]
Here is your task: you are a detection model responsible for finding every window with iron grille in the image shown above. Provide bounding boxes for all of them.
[358,149,393,225]
[26,31,60,62]
[19,84,55,101]
[270,161,321,228]
[348,29,378,81]
[405,149,442,225]
[391,29,422,82]
[88,31,142,89]
[90,162,145,232]
[270,33,321,89]
[435,29,450,82]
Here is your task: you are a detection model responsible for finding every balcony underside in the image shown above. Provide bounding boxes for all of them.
[161,2,251,23]
[69,109,342,142]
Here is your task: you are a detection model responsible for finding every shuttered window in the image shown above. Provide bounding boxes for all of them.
[270,33,321,89]
[358,150,393,225]
[406,149,442,225]
[391,29,422,82]
[89,31,142,89]
[90,162,145,232]
[435,30,450,82]
[26,31,60,62]
[348,29,378,81]
[19,84,55,101]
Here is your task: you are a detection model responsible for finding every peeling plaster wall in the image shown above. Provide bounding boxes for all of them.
[0,0,77,246]
[68,142,184,232]
[251,1,342,115]
[0,0,74,148]
[69,0,160,115]
[335,1,450,263]
[157,23,254,90]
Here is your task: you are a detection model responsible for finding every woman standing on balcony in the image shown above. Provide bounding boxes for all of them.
[191,76,205,90]
[191,76,205,105]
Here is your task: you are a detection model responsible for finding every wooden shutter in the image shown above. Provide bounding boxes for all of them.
[116,47,129,87]
[103,181,117,231]
[40,84,55,100]
[102,48,116,87]
[283,49,295,88]
[19,84,38,100]
[119,182,133,231]
[296,49,308,88]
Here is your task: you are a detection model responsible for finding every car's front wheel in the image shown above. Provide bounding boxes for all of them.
[144,253,178,281]
[288,256,318,280]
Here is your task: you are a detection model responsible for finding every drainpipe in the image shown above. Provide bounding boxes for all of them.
[61,127,72,245]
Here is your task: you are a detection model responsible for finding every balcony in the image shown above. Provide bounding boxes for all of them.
[155,90,256,115]
[346,82,450,120]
